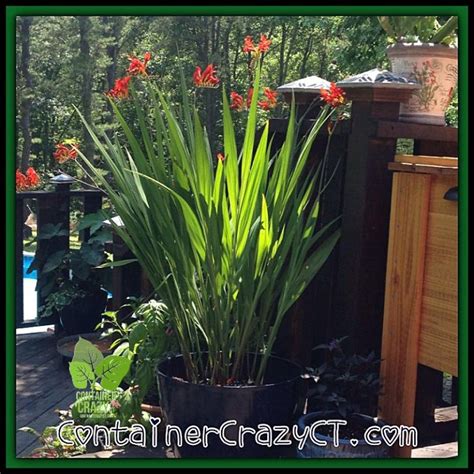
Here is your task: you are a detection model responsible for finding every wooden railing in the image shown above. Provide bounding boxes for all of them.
[15,178,103,328]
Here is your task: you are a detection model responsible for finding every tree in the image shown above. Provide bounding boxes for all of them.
[102,16,123,131]
[78,16,95,162]
[18,16,33,172]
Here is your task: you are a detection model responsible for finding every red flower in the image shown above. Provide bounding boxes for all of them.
[243,34,271,56]
[193,64,220,88]
[258,87,278,110]
[127,52,151,76]
[16,170,28,191]
[107,76,132,100]
[217,152,226,162]
[16,167,40,191]
[230,91,244,111]
[53,142,79,163]
[246,87,254,109]
[258,34,271,53]
[320,83,346,108]
[53,144,70,163]
[26,167,40,187]
[243,36,255,53]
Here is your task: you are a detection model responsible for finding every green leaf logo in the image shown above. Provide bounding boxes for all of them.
[95,356,132,390]
[69,337,130,390]
[72,337,104,371]
[69,361,95,389]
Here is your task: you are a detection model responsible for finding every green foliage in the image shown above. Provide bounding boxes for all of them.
[17,15,394,173]
[18,424,86,458]
[378,16,458,45]
[99,299,178,401]
[33,210,112,319]
[306,337,381,418]
[445,87,458,127]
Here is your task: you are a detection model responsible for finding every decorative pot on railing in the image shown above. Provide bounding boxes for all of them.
[387,43,458,126]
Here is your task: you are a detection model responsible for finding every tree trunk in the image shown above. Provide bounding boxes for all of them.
[78,16,95,162]
[278,24,287,86]
[42,112,49,169]
[318,29,330,77]
[102,16,122,133]
[19,17,33,172]
[283,26,299,84]
[222,19,233,85]
[300,36,313,78]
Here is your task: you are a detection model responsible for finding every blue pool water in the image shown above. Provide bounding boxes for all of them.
[23,254,37,279]
[22,253,112,294]
[21,253,112,324]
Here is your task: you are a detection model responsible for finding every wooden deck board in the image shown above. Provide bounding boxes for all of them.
[411,442,458,458]
[16,331,76,458]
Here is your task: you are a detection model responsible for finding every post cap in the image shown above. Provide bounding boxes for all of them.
[50,173,75,185]
[336,68,421,102]
[277,75,330,104]
[103,215,124,228]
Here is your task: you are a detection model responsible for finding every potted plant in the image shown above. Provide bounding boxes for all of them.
[74,43,344,458]
[297,337,388,458]
[29,211,111,334]
[378,16,458,125]
[99,298,179,416]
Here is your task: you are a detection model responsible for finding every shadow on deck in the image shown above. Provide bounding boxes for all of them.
[16,330,75,458]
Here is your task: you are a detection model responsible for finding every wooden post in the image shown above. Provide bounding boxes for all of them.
[271,76,349,365]
[36,176,73,318]
[111,232,142,310]
[278,131,348,365]
[329,80,418,355]
[276,75,329,121]
[81,191,103,241]
[15,195,25,327]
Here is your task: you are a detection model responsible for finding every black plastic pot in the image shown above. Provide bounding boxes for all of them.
[296,411,389,458]
[59,288,108,335]
[157,354,303,458]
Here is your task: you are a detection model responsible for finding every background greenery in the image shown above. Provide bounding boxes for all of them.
[16,15,393,176]
[16,14,458,181]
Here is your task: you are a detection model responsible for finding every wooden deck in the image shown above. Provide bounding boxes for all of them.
[16,330,76,458]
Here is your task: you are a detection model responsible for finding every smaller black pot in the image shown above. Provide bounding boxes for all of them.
[59,288,108,335]
[297,411,389,458]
